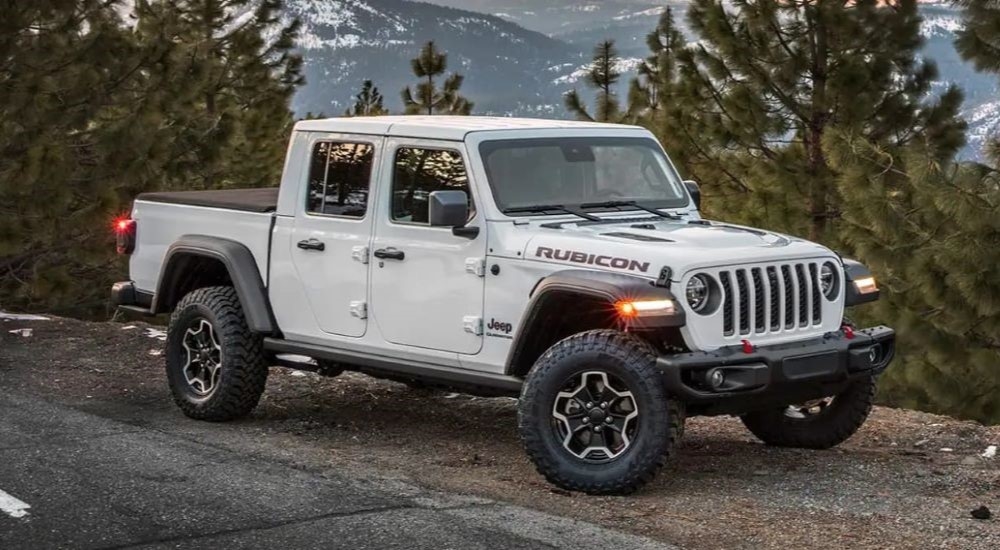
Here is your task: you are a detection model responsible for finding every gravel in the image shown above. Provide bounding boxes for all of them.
[1,315,998,549]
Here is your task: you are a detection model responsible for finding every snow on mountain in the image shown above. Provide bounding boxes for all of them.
[288,0,997,159]
[552,57,645,86]
[285,0,581,116]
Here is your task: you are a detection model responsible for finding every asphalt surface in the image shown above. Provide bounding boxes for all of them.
[0,388,671,549]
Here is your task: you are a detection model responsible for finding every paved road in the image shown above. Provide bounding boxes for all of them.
[0,389,672,549]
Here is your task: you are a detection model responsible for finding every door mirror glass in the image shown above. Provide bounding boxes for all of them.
[684,180,701,210]
[428,190,469,227]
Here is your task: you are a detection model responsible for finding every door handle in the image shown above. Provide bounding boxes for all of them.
[373,247,405,261]
[297,239,325,251]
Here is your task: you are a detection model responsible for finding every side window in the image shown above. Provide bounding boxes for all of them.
[391,147,474,224]
[306,141,374,217]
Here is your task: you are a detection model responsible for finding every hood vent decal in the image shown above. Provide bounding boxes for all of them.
[602,232,674,243]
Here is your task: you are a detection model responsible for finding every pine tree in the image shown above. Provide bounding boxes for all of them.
[0,0,155,315]
[401,41,473,115]
[0,0,303,316]
[627,8,707,171]
[825,131,1000,423]
[140,0,303,190]
[642,0,966,243]
[345,80,388,117]
[955,0,1000,161]
[564,40,625,122]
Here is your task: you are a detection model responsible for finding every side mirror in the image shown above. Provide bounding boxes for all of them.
[684,180,701,210]
[428,190,469,227]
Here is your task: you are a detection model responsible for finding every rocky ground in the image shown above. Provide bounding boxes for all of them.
[1,315,998,548]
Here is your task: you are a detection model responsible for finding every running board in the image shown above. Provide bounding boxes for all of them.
[263,338,523,397]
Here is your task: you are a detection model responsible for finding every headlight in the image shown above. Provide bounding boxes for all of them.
[820,262,838,299]
[686,274,711,312]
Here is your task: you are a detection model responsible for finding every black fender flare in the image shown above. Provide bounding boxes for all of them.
[151,235,277,334]
[842,258,879,306]
[504,269,684,375]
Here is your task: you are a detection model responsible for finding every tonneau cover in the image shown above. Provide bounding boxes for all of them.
[137,188,278,213]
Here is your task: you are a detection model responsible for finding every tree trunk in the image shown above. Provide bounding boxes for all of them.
[806,5,829,242]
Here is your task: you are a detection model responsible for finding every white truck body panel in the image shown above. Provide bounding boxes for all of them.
[129,202,273,293]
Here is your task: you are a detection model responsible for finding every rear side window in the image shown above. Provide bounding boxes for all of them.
[391,147,474,224]
[306,142,374,217]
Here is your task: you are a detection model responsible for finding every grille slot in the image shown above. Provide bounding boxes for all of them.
[715,261,825,339]
[809,263,822,324]
[736,269,750,335]
[720,271,734,336]
[766,267,780,331]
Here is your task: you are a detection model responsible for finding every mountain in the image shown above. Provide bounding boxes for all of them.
[919,3,1000,158]
[285,0,582,116]
[288,0,997,159]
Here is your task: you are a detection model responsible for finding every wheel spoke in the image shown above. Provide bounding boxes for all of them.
[179,318,222,397]
[551,370,640,463]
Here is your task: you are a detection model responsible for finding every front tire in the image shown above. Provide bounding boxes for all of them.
[740,374,876,449]
[165,286,269,421]
[518,330,682,495]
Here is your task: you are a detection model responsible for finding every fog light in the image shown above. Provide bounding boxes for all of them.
[706,368,725,390]
[868,344,881,365]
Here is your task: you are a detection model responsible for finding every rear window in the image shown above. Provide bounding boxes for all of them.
[306,142,374,217]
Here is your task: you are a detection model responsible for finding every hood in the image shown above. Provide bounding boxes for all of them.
[522,217,835,279]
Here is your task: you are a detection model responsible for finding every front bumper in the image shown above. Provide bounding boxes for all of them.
[657,326,895,415]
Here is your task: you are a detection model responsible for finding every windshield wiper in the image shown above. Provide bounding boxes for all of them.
[502,204,601,221]
[578,200,681,220]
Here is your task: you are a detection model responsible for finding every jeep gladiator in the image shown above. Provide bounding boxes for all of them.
[112,116,894,494]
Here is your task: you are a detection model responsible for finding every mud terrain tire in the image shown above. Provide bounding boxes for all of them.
[166,286,268,421]
[518,330,682,495]
[741,374,876,449]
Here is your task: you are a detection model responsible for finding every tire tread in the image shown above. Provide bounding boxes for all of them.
[166,286,268,422]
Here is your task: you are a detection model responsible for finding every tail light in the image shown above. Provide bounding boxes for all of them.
[114,218,136,255]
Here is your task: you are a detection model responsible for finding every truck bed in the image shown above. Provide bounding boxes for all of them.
[138,188,278,213]
[129,190,276,294]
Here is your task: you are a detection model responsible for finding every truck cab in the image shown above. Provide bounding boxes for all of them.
[113,116,894,495]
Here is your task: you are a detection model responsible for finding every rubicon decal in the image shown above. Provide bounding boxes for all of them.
[535,247,650,273]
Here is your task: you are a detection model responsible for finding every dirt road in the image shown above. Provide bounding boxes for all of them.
[1,316,998,548]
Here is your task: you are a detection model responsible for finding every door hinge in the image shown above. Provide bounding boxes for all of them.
[352,245,369,264]
[349,301,367,319]
[463,315,483,335]
[465,257,486,277]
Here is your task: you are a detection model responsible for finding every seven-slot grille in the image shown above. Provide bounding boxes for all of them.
[718,262,825,337]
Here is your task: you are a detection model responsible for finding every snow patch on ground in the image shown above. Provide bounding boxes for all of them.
[0,312,49,321]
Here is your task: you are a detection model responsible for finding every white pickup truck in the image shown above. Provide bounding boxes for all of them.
[112,116,894,494]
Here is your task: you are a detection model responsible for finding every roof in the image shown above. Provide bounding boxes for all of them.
[293,116,643,141]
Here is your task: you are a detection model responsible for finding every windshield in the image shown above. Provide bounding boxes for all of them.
[479,137,689,214]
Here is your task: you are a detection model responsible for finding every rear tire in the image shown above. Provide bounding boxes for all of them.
[518,330,682,495]
[165,286,268,421]
[740,374,876,449]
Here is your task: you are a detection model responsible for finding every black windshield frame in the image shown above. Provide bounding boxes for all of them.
[478,136,690,215]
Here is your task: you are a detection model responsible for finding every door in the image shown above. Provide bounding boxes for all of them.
[369,140,486,354]
[291,137,379,337]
